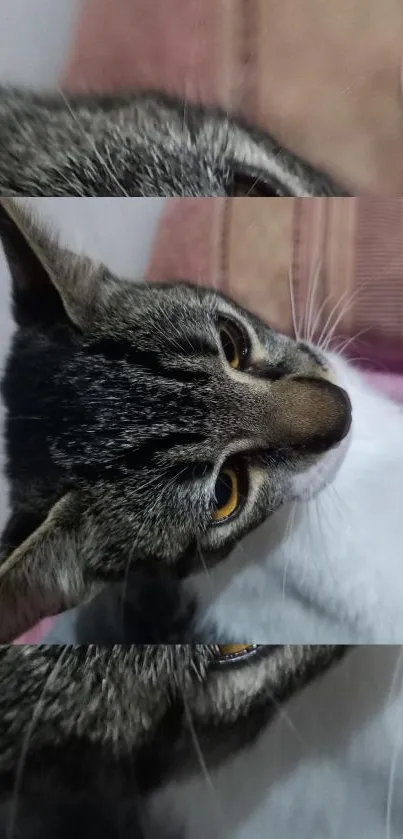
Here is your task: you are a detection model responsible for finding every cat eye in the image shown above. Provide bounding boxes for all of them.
[212,463,246,523]
[213,645,262,665]
[229,170,286,197]
[218,319,248,370]
[217,644,256,657]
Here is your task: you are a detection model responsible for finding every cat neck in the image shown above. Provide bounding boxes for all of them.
[190,355,403,644]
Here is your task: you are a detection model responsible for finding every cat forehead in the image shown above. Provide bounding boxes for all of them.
[109,281,279,349]
[101,280,215,324]
[131,282,221,320]
[98,281,236,344]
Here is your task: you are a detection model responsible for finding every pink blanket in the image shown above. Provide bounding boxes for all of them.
[63,0,403,195]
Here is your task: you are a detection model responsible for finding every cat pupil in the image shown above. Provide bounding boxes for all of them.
[220,328,236,365]
[215,471,233,509]
[230,172,282,197]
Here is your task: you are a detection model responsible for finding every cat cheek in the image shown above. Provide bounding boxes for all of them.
[290,433,352,501]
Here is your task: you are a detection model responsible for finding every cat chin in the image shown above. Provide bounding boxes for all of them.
[290,431,352,501]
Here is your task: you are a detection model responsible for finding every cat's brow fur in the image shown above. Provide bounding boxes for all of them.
[0,89,348,197]
[0,199,352,640]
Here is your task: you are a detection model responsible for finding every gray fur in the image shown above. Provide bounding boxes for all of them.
[0,645,210,769]
[0,89,348,197]
[0,644,347,773]
[0,199,352,641]
[0,644,349,837]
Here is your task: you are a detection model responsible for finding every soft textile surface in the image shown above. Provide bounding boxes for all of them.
[63,0,403,194]
[148,197,403,394]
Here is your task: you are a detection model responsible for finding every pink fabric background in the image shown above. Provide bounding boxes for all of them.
[148,198,403,372]
[63,0,403,195]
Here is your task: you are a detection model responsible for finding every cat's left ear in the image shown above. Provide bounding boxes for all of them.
[0,490,103,643]
[0,198,117,331]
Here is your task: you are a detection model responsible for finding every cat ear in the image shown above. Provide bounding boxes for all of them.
[0,491,99,642]
[0,198,116,331]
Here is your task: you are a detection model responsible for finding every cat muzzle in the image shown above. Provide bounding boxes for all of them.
[269,376,352,454]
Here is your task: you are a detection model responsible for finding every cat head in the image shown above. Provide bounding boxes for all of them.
[0,199,352,640]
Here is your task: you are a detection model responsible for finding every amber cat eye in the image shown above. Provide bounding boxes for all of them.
[212,467,240,522]
[218,319,248,370]
[218,644,256,657]
[214,644,260,664]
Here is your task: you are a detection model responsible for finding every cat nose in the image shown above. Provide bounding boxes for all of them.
[268,376,352,454]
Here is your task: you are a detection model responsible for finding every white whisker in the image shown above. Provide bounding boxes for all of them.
[309,288,336,346]
[305,260,323,343]
[195,539,215,594]
[316,284,355,351]
[182,695,229,831]
[318,279,370,352]
[282,502,297,600]
[57,89,130,198]
[7,648,68,839]
[385,647,403,839]
[288,266,300,340]
[331,327,371,357]
[267,692,308,747]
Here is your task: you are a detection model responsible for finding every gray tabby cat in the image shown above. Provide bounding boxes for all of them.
[0,643,348,839]
[0,199,352,642]
[0,89,348,196]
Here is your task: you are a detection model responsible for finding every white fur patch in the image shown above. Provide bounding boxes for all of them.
[191,352,403,644]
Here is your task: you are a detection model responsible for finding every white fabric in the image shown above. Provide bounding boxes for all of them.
[0,0,78,88]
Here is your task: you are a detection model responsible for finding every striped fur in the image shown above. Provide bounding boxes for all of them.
[0,89,347,197]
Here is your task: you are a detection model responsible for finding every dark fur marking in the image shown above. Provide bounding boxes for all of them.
[0,206,71,328]
[86,339,211,383]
